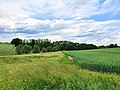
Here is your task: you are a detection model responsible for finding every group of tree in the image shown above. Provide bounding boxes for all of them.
[15,44,59,55]
[11,38,119,55]
[99,44,119,48]
[11,38,98,55]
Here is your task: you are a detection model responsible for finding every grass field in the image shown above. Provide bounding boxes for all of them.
[0,44,120,90]
[64,48,120,74]
[0,43,15,56]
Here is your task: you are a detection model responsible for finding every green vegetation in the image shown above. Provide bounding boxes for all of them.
[52,47,58,52]
[0,43,15,56]
[11,38,22,47]
[64,48,120,74]
[42,47,47,53]
[33,45,40,53]
[46,46,52,52]
[0,52,120,90]
[0,44,120,90]
[11,38,99,51]
[22,45,32,54]
[15,45,23,55]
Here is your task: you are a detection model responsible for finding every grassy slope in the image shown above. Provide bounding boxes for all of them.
[64,48,120,73]
[0,44,120,90]
[0,43,15,56]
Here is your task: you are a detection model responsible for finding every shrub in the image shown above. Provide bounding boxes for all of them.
[47,46,52,52]
[52,47,57,52]
[42,47,47,53]
[15,45,23,55]
[22,45,32,54]
[56,45,60,51]
[33,45,40,53]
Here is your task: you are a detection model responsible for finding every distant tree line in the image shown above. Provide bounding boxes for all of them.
[11,38,119,55]
[99,44,119,48]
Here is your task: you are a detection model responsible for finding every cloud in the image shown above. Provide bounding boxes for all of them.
[1,18,120,45]
[1,0,120,20]
[0,0,120,45]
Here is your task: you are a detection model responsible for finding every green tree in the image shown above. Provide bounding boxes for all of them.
[15,45,23,55]
[11,38,22,47]
[33,45,40,53]
[52,47,57,52]
[22,45,32,54]
[47,46,52,52]
[42,47,47,53]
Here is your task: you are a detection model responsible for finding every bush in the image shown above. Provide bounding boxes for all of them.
[56,45,60,51]
[42,47,47,53]
[52,47,57,52]
[47,46,52,52]
[33,45,40,53]
[15,45,23,55]
[22,45,32,54]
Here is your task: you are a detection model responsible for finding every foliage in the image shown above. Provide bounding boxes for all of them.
[12,38,99,51]
[108,44,118,48]
[29,39,36,48]
[52,47,58,52]
[15,45,23,55]
[47,46,52,52]
[99,44,119,48]
[22,45,32,54]
[33,45,40,53]
[11,38,120,51]
[42,47,47,53]
[11,38,22,47]
[64,48,120,74]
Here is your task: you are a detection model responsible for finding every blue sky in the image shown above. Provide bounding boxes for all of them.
[0,0,120,45]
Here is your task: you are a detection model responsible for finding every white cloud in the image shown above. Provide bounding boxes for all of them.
[1,0,120,20]
[0,18,120,45]
[0,0,120,45]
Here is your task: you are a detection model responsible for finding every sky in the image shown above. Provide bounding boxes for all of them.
[0,0,120,45]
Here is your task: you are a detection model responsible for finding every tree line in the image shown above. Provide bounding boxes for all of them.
[11,38,119,55]
[99,44,119,48]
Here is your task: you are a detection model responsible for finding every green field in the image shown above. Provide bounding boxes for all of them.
[64,48,120,74]
[0,43,15,56]
[0,44,120,90]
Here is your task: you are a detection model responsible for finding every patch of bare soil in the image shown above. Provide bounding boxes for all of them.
[68,56,74,61]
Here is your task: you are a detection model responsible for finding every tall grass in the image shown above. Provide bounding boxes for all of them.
[0,44,15,56]
[0,52,120,90]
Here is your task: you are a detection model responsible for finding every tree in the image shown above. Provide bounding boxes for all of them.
[11,38,22,47]
[114,44,118,47]
[42,47,47,53]
[22,45,32,54]
[15,45,23,55]
[47,46,52,52]
[29,39,36,48]
[52,47,57,52]
[33,45,40,53]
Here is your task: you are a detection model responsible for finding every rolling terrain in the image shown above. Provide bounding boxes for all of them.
[0,44,120,90]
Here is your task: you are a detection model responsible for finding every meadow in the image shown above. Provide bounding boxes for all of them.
[0,44,120,90]
[0,43,15,56]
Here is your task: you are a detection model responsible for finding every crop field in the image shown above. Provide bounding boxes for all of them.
[64,48,120,74]
[0,44,120,90]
